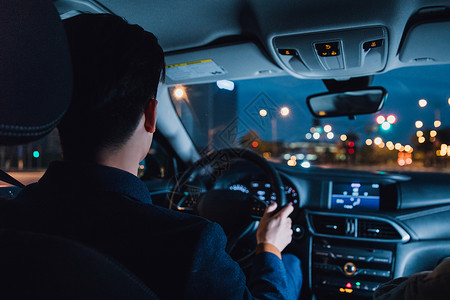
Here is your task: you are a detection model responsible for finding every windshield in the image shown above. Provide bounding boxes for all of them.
[170,65,450,172]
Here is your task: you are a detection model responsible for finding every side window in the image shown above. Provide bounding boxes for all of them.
[138,137,178,180]
[1,129,61,186]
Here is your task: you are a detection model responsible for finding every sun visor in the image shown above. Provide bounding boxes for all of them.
[399,21,450,64]
[164,42,284,85]
[271,26,388,79]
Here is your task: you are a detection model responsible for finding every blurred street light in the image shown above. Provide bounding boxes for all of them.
[324,125,332,133]
[259,109,268,117]
[430,130,437,137]
[280,107,290,116]
[434,120,441,128]
[376,115,385,125]
[416,130,423,137]
[174,87,184,99]
[419,99,427,107]
[387,115,396,124]
[340,134,347,142]
[415,120,423,128]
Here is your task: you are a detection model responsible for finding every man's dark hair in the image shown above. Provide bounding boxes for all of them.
[58,14,165,161]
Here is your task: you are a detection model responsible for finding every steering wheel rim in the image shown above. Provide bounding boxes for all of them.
[169,148,286,262]
[170,148,286,209]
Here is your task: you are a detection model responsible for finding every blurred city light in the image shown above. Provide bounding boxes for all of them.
[395,143,402,150]
[418,99,427,107]
[406,158,413,165]
[324,125,332,133]
[374,137,382,145]
[283,154,291,160]
[216,80,235,91]
[174,87,184,98]
[376,115,385,125]
[296,154,305,160]
[327,132,334,139]
[310,127,316,133]
[415,120,423,128]
[252,141,259,148]
[381,121,391,130]
[301,161,311,168]
[398,159,405,166]
[33,151,40,158]
[291,155,297,161]
[280,107,290,116]
[386,115,396,124]
[404,145,412,152]
[434,120,441,128]
[313,132,320,140]
[416,130,423,137]
[448,98,450,105]
[259,109,268,117]
[340,134,347,142]
[378,142,385,148]
[365,139,373,146]
[305,133,312,139]
[287,159,297,166]
[418,136,425,143]
[430,130,437,137]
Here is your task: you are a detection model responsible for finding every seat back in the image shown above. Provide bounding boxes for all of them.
[0,229,159,299]
[0,1,159,298]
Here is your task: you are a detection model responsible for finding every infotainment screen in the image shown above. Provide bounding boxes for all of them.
[330,182,380,211]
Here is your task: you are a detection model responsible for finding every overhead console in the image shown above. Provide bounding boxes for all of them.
[271,26,388,79]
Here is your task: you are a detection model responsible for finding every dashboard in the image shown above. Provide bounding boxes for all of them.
[169,159,450,300]
[274,165,450,300]
[229,180,299,206]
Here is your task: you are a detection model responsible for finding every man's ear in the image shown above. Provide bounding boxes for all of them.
[144,99,158,133]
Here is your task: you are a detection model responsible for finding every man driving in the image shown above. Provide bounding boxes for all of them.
[0,13,301,299]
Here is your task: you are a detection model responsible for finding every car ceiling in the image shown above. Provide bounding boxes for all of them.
[57,0,450,81]
[97,0,440,52]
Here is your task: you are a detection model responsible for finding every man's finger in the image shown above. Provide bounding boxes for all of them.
[264,201,278,215]
[275,203,294,219]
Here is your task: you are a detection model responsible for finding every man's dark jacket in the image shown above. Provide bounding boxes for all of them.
[0,161,294,299]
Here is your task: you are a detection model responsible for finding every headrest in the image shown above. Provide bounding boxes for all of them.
[0,0,72,145]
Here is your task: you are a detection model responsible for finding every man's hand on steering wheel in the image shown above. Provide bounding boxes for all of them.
[256,202,294,254]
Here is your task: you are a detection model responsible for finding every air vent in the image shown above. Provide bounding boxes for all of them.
[358,219,402,240]
[310,215,347,236]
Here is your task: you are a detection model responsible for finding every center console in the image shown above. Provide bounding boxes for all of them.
[312,238,395,299]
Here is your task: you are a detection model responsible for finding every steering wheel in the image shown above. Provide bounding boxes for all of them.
[169,148,286,264]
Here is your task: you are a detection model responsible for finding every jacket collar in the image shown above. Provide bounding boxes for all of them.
[39,160,152,204]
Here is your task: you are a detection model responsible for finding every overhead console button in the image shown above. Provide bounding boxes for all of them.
[363,39,383,51]
[278,48,298,56]
[315,42,340,57]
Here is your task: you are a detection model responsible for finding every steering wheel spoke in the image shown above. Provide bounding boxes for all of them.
[250,197,268,219]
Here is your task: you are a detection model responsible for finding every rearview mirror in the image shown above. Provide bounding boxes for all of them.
[306,87,387,118]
